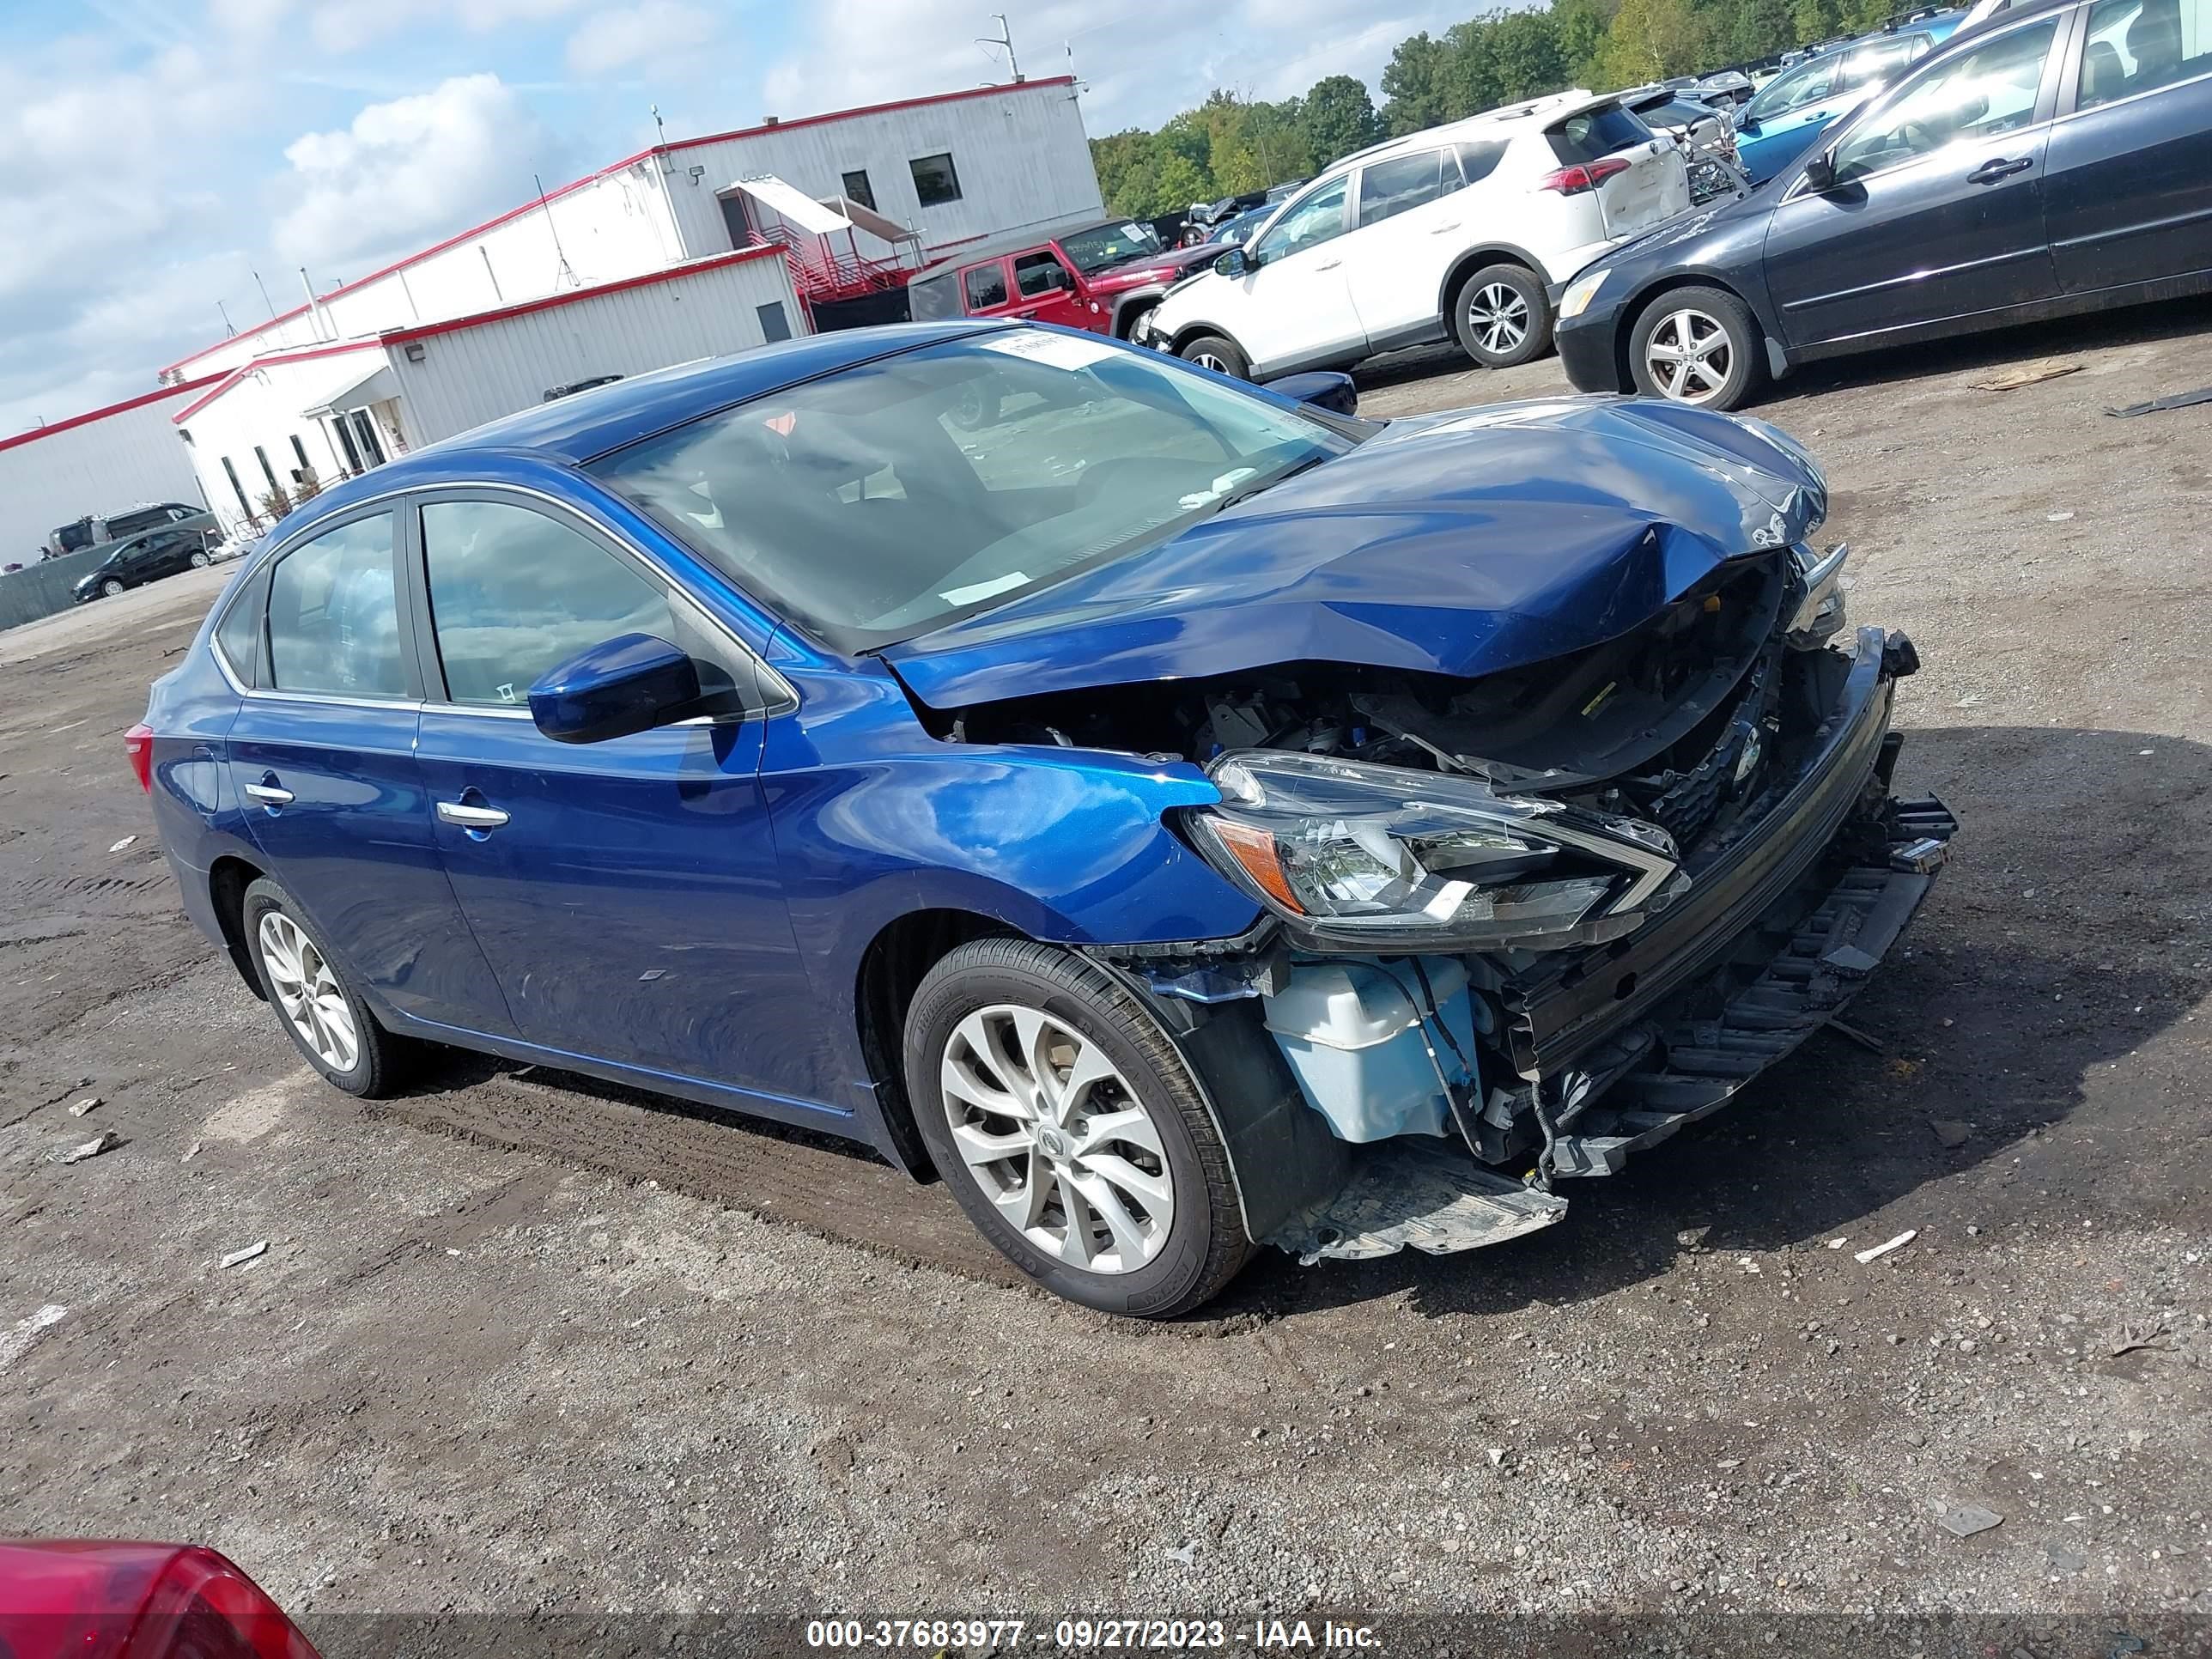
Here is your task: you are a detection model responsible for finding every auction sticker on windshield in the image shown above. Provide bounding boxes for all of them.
[977,331,1121,371]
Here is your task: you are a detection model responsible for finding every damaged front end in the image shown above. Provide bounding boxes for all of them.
[1040,542,1957,1265]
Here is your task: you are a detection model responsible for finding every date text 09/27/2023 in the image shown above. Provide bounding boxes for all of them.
[803,1617,1382,1649]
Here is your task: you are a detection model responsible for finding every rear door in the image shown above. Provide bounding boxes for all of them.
[1761,13,2066,349]
[2044,0,2212,290]
[1336,147,1467,340]
[222,507,519,1036]
[959,258,1018,319]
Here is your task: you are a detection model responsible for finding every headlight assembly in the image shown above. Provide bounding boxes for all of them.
[1185,751,1687,951]
[1558,268,1609,320]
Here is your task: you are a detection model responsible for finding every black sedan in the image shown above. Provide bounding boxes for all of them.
[70,524,216,602]
[1555,0,2212,408]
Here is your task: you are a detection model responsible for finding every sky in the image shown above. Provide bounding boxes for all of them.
[0,0,1474,439]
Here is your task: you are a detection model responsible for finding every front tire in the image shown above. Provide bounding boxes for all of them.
[241,876,410,1097]
[1453,263,1553,368]
[904,939,1251,1317]
[1176,333,1250,380]
[1628,285,1762,409]
[101,578,125,598]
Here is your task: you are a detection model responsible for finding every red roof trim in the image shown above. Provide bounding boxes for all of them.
[158,76,1073,379]
[380,246,787,344]
[170,339,388,426]
[0,372,224,454]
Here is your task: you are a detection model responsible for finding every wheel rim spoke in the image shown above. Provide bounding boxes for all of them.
[1650,310,1729,404]
[258,911,358,1070]
[939,1001,1175,1277]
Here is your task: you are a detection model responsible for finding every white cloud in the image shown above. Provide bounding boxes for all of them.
[759,0,1476,131]
[307,0,589,54]
[271,73,547,268]
[209,0,295,35]
[565,1,715,77]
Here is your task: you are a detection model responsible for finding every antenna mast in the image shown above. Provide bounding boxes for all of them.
[978,13,1022,82]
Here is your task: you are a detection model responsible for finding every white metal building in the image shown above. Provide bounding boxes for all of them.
[157,76,1103,386]
[172,249,805,535]
[0,382,215,563]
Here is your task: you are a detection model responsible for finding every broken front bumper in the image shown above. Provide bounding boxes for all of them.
[1269,626,1957,1263]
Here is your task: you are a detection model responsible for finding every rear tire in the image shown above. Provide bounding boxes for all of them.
[1177,333,1250,380]
[1628,284,1763,410]
[1452,263,1553,368]
[241,876,412,1098]
[903,939,1252,1317]
[189,550,210,568]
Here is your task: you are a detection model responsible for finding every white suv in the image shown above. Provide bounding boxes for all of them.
[1133,92,1690,379]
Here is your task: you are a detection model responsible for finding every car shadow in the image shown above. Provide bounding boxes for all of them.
[1761,291,2212,410]
[1209,721,2210,1322]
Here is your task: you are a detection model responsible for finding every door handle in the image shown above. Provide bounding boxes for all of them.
[243,782,293,807]
[436,800,509,830]
[1967,156,2033,184]
[1313,259,1342,270]
[1429,222,1462,234]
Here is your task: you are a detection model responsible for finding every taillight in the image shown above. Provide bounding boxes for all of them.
[125,721,154,793]
[1538,156,1632,195]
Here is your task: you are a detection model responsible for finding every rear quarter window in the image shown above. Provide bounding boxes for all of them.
[1547,104,1654,163]
[1455,139,1510,184]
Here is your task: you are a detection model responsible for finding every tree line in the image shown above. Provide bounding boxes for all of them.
[1090,0,1908,218]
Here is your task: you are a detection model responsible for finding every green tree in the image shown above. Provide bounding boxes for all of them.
[1301,74,1383,167]
[1487,9,1568,98]
[1553,0,1618,81]
[1437,17,1502,118]
[1379,32,1454,134]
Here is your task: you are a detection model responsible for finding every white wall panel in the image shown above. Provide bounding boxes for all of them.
[661,82,1104,259]
[389,254,805,444]
[0,390,210,560]
[173,350,388,535]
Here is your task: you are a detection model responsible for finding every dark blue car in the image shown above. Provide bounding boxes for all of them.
[1556,0,2212,409]
[135,324,1954,1316]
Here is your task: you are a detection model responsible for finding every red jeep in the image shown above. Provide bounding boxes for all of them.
[907,217,1224,341]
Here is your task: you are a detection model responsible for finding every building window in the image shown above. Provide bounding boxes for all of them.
[718,192,755,251]
[254,445,280,496]
[289,434,312,480]
[908,152,961,207]
[757,301,792,343]
[220,457,253,520]
[840,169,876,210]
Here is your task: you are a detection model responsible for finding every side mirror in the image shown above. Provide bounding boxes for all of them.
[1802,147,1837,191]
[1213,246,1249,277]
[1262,370,1358,418]
[529,632,703,744]
[1735,110,1760,133]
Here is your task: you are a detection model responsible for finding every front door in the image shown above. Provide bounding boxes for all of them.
[223,507,519,1036]
[2044,0,2212,291]
[1219,174,1367,374]
[404,492,816,1108]
[1762,15,2065,351]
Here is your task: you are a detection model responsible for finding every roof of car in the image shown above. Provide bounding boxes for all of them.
[908,217,1146,278]
[277,322,1006,532]
[1326,88,1631,174]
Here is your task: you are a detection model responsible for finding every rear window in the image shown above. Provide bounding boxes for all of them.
[1547,103,1654,163]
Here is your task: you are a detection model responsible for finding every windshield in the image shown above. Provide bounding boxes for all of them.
[586,333,1354,653]
[1056,221,1166,274]
[1747,54,1838,119]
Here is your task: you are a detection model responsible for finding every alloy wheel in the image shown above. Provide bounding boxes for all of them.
[1468,283,1529,356]
[1645,308,1734,404]
[939,1004,1174,1273]
[258,910,360,1072]
[1192,350,1230,374]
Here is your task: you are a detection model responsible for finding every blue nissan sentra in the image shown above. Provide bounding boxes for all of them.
[134,323,1954,1316]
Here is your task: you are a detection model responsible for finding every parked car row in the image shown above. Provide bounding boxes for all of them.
[46,501,215,560]
[906,217,1224,345]
[1130,88,1692,378]
[1557,0,2212,408]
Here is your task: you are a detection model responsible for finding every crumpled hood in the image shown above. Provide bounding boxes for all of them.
[1090,243,1222,288]
[883,395,1827,709]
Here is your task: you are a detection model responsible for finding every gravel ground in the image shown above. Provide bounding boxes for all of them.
[3,300,2210,1655]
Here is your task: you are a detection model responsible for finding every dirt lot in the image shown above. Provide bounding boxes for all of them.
[4,304,2211,1653]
